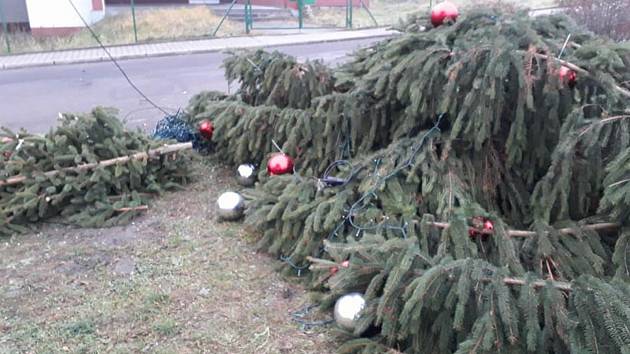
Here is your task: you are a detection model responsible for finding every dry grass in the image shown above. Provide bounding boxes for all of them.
[307,0,559,29]
[0,161,338,353]
[0,6,243,55]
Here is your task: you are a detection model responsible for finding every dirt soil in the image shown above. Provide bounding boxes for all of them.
[0,161,338,354]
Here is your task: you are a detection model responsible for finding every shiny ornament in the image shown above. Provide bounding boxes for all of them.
[267,153,294,175]
[431,1,459,27]
[483,219,494,231]
[334,293,366,332]
[216,191,245,221]
[558,66,577,88]
[341,260,350,268]
[237,164,257,187]
[198,120,214,140]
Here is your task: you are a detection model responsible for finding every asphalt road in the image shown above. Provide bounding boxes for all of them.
[0,37,384,134]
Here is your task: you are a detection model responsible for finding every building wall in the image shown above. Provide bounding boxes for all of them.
[25,0,105,36]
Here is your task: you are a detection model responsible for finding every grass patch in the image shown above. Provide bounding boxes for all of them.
[152,319,178,336]
[0,6,243,55]
[64,319,96,336]
[0,162,336,353]
[144,292,171,307]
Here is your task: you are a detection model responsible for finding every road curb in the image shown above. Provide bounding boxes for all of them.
[0,29,398,71]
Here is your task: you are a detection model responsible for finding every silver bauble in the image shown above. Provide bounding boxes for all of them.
[334,292,366,332]
[237,164,256,187]
[217,191,245,221]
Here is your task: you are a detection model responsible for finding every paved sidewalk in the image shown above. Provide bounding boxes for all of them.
[0,28,396,70]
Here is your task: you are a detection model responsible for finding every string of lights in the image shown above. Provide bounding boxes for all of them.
[281,115,445,274]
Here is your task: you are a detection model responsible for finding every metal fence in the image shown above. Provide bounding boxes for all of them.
[0,3,11,53]
[0,0,381,55]
[234,0,377,34]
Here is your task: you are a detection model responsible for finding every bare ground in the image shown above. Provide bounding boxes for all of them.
[0,161,337,354]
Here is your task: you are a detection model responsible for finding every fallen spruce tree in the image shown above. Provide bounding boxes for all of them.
[0,108,193,236]
[187,7,630,354]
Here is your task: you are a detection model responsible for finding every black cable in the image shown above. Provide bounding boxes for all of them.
[283,115,445,273]
[290,304,334,330]
[66,0,169,116]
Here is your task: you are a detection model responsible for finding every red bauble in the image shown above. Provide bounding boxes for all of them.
[431,1,459,27]
[199,120,214,140]
[483,219,494,231]
[1,137,13,160]
[267,153,294,175]
[558,66,577,88]
[469,217,493,240]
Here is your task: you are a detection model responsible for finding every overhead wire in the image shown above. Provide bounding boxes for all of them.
[66,0,170,116]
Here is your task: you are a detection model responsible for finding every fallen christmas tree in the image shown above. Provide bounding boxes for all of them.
[0,108,193,236]
[187,7,630,354]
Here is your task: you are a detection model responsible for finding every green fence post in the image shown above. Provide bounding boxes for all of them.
[245,0,252,34]
[297,0,303,30]
[0,2,11,54]
[131,0,138,42]
[346,0,353,29]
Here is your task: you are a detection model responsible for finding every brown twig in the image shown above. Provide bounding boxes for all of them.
[545,258,555,281]
[306,256,339,270]
[427,221,619,238]
[502,277,572,292]
[0,142,193,187]
[532,52,630,98]
[608,178,630,188]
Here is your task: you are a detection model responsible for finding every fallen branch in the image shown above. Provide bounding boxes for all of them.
[0,142,193,187]
[114,205,149,213]
[427,221,620,238]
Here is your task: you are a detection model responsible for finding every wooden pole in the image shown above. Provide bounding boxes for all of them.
[426,221,620,238]
[307,255,573,291]
[0,142,192,187]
